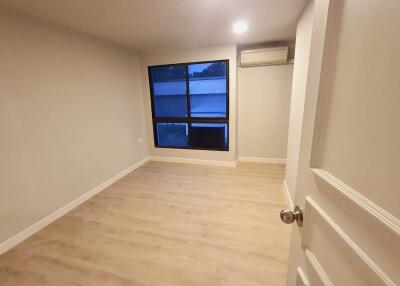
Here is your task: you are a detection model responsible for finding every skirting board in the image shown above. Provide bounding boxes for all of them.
[148,156,237,167]
[237,157,286,164]
[0,156,149,256]
[283,179,294,210]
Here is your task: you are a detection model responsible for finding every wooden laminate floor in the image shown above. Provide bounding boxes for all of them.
[0,161,291,286]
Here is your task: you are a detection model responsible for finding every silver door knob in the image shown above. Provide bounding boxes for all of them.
[280,206,303,227]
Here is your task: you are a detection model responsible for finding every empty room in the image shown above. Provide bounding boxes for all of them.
[0,0,399,285]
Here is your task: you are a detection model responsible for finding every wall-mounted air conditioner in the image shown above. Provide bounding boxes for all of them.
[240,47,288,67]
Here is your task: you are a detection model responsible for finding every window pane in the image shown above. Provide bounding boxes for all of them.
[150,65,187,117]
[190,123,228,149]
[156,123,189,147]
[188,62,227,118]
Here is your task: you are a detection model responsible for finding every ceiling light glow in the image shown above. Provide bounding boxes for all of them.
[232,21,248,34]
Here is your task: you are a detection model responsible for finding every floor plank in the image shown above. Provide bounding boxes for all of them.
[0,161,291,286]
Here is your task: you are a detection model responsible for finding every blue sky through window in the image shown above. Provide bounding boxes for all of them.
[189,63,212,75]
[189,62,227,117]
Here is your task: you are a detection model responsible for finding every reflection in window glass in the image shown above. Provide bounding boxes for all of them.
[150,65,187,117]
[156,123,189,147]
[188,62,227,117]
[191,123,228,149]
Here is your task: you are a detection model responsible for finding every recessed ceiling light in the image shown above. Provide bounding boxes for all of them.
[232,21,248,34]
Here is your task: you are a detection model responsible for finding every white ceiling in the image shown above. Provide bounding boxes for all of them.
[0,0,308,52]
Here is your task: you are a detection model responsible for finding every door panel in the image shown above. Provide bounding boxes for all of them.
[303,198,394,285]
[311,169,400,283]
[295,267,310,286]
[285,0,400,285]
[304,249,332,286]
[312,0,400,217]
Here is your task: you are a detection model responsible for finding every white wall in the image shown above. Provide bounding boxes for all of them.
[140,44,237,162]
[284,1,314,203]
[238,64,293,161]
[0,8,147,243]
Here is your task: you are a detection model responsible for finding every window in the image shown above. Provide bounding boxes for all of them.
[148,60,229,150]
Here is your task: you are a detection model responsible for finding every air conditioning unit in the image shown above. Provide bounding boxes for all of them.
[240,47,288,67]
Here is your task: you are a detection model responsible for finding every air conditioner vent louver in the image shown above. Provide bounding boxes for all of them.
[240,47,288,67]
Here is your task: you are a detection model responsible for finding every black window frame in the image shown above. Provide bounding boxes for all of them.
[148,59,229,151]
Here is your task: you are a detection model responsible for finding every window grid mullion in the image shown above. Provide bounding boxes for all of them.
[185,64,192,148]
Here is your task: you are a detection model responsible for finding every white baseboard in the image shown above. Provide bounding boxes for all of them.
[283,179,294,210]
[0,156,149,256]
[237,157,286,164]
[148,156,237,167]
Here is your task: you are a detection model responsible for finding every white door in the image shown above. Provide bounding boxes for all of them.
[283,0,400,285]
